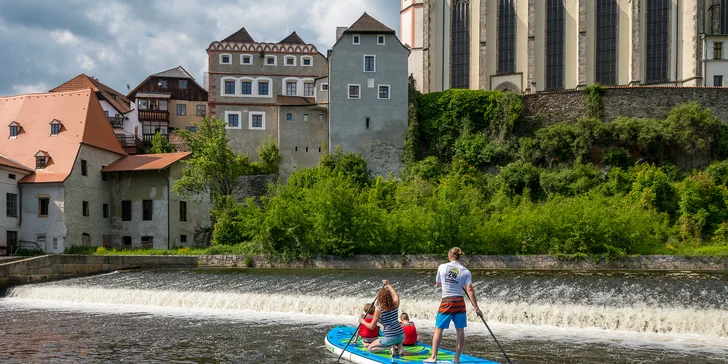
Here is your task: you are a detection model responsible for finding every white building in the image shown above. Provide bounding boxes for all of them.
[0,156,32,254]
[704,34,728,86]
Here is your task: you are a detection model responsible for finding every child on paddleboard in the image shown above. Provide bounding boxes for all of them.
[355,303,380,347]
[358,280,406,357]
[399,312,418,346]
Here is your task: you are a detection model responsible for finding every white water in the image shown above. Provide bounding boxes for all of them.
[7,285,728,338]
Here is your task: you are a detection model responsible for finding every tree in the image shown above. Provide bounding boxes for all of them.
[147,132,176,153]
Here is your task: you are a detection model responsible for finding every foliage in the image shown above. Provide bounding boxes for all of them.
[147,132,176,154]
[319,147,371,186]
[484,91,523,141]
[584,83,606,120]
[254,137,281,174]
[676,172,728,241]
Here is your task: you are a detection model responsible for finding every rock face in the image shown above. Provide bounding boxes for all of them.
[198,254,728,272]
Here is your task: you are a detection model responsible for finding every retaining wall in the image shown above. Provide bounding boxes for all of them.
[0,255,197,287]
[198,254,727,272]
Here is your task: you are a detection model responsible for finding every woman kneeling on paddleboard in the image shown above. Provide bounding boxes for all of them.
[358,280,406,357]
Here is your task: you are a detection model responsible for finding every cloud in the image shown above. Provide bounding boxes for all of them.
[0,0,400,96]
[12,82,50,94]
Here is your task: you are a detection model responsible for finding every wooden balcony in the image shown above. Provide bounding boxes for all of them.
[108,115,124,128]
[116,134,145,155]
[142,133,169,144]
[138,110,169,121]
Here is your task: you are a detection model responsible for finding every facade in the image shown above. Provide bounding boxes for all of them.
[704,1,728,86]
[206,29,329,178]
[50,74,144,154]
[402,0,728,93]
[128,66,208,144]
[329,13,410,177]
[0,90,210,254]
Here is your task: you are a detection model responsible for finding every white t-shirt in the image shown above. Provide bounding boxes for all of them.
[436,261,472,298]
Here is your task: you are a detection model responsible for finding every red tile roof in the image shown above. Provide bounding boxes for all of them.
[277,95,317,106]
[0,90,126,183]
[50,74,132,114]
[102,152,191,172]
[0,154,32,172]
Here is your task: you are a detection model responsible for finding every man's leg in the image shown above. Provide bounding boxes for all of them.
[425,328,444,362]
[454,328,465,363]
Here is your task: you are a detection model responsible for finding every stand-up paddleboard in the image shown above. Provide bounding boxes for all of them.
[325,326,499,364]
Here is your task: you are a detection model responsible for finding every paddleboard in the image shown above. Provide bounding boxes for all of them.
[325,326,499,364]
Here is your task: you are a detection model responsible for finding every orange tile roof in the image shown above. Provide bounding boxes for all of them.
[0,154,33,172]
[102,152,191,172]
[0,90,127,183]
[50,74,132,114]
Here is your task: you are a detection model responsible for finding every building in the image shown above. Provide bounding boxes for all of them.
[128,66,208,144]
[0,90,210,253]
[704,1,728,86]
[206,29,329,178]
[328,13,410,177]
[401,0,728,93]
[50,74,144,154]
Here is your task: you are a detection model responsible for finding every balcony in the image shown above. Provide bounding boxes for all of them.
[108,115,124,128]
[142,133,169,144]
[138,110,169,121]
[116,134,145,155]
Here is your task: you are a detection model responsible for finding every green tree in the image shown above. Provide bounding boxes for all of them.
[147,132,175,153]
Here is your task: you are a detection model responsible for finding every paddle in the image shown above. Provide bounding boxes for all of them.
[336,282,386,363]
[463,287,512,364]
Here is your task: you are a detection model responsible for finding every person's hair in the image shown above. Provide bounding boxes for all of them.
[449,247,464,260]
[400,312,410,321]
[363,303,375,314]
[377,288,396,312]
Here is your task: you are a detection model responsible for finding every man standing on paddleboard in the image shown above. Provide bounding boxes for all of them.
[424,247,482,364]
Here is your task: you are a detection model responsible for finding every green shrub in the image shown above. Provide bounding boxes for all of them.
[498,161,542,196]
[676,172,728,241]
[540,162,603,196]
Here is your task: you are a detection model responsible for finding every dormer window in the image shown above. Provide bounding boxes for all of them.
[353,34,361,45]
[9,122,20,137]
[35,151,49,169]
[50,120,61,136]
[377,35,386,45]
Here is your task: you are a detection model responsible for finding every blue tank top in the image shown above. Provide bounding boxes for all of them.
[379,307,404,337]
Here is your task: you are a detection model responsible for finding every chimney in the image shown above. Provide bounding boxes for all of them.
[336,27,348,41]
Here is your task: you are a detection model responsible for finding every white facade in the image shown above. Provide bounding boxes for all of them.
[704,35,728,87]
[102,100,141,138]
[19,183,66,253]
[0,166,29,253]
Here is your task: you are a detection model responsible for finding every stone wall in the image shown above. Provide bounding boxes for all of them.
[523,87,728,124]
[233,174,278,200]
[198,254,728,272]
[0,255,197,288]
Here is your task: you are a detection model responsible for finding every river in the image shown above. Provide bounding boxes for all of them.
[0,268,726,363]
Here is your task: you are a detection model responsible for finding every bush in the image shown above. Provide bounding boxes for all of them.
[540,162,603,196]
[498,161,542,196]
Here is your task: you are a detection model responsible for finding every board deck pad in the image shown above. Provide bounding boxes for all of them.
[325,326,499,364]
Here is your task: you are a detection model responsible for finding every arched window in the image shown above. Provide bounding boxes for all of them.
[595,0,618,85]
[645,0,670,83]
[497,0,516,75]
[450,0,470,89]
[545,0,565,90]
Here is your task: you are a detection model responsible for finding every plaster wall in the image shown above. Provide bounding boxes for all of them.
[169,100,207,131]
[705,36,728,86]
[168,163,211,248]
[216,104,278,160]
[109,170,169,249]
[278,105,328,179]
[0,168,24,248]
[18,183,65,253]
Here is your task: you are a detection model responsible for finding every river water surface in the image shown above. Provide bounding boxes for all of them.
[0,268,727,363]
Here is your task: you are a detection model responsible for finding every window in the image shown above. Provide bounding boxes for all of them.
[364,55,376,72]
[159,80,167,89]
[7,231,17,249]
[53,237,58,250]
[451,0,471,88]
[141,236,153,248]
[159,100,168,111]
[122,200,132,221]
[225,111,241,129]
[180,235,187,243]
[104,111,109,117]
[36,156,45,169]
[286,113,293,121]
[101,166,107,181]
[498,0,516,75]
[139,99,148,110]
[353,34,360,45]
[83,201,89,216]
[715,75,724,87]
[37,234,46,249]
[304,82,315,96]
[81,159,88,176]
[284,56,296,66]
[81,233,91,246]
[265,56,277,65]
[348,84,361,99]
[318,114,325,122]
[365,116,370,129]
[10,124,19,137]
[303,114,309,122]
[149,99,159,110]
[250,112,265,129]
[103,203,109,218]
[378,85,390,99]
[258,81,269,96]
[39,197,49,217]
[378,35,386,45]
[51,121,60,136]
[142,200,153,221]
[224,80,236,95]
[546,0,565,90]
[646,0,670,83]
[302,56,312,66]
[8,173,15,180]
[186,126,197,132]
[595,0,618,85]
[286,81,297,96]
[241,81,252,95]
[180,201,187,222]
[220,54,231,64]
[321,83,329,91]
[196,104,206,116]
[715,42,723,60]
[179,80,187,89]
[122,236,132,247]
[6,193,17,217]
[241,54,252,64]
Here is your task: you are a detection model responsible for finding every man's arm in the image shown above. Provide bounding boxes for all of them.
[465,283,482,316]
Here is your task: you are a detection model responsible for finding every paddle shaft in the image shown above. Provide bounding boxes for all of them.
[463,288,512,364]
[337,283,386,363]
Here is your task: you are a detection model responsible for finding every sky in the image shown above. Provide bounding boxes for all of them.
[0,0,401,96]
